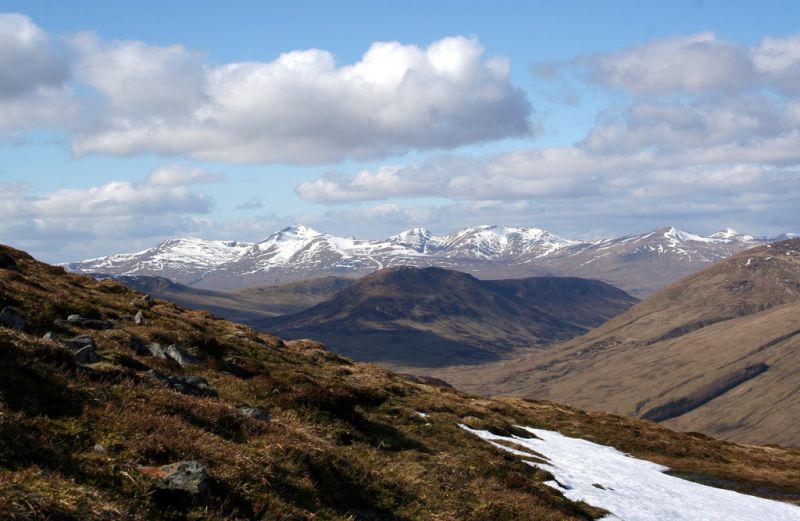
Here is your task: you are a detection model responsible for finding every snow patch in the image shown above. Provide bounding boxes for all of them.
[461,425,800,521]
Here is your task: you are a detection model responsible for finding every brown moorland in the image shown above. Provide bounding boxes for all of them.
[438,239,800,447]
[1,243,799,519]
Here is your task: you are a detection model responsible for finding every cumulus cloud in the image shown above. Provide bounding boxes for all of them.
[70,35,531,163]
[144,164,226,186]
[0,13,75,134]
[0,13,531,161]
[0,167,216,261]
[584,33,755,95]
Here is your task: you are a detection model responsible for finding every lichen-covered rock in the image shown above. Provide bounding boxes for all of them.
[137,460,209,497]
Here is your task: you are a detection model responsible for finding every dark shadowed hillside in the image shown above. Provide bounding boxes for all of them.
[108,274,354,323]
[261,267,637,369]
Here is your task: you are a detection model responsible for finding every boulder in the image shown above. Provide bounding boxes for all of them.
[57,315,113,330]
[134,310,145,325]
[165,345,199,366]
[131,295,153,308]
[146,370,218,397]
[0,307,25,330]
[137,460,209,497]
[238,407,271,422]
[66,336,100,364]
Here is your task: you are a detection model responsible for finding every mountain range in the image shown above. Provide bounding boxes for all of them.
[65,224,797,297]
[438,239,800,446]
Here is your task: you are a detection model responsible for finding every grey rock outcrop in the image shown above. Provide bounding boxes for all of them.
[137,460,209,497]
[66,336,100,364]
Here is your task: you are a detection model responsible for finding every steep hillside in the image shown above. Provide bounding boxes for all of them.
[106,274,354,322]
[442,239,800,446]
[2,244,800,519]
[66,224,788,297]
[261,267,637,369]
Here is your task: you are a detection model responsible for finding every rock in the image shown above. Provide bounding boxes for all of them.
[58,315,113,330]
[238,407,271,422]
[0,307,25,330]
[146,370,218,397]
[137,460,209,497]
[131,295,153,308]
[147,342,168,359]
[66,336,100,364]
[134,310,145,325]
[93,443,108,455]
[165,345,199,366]
[42,331,58,341]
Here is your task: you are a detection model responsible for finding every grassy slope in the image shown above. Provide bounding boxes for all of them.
[1,244,799,520]
[437,240,800,447]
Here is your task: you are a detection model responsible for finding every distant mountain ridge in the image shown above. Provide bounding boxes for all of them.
[65,224,796,296]
[258,266,638,369]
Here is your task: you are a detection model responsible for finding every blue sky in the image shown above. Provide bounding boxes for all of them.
[1,1,800,262]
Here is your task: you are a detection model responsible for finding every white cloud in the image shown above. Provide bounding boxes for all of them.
[0,13,75,135]
[0,168,215,261]
[70,35,531,163]
[585,33,754,95]
[144,164,225,186]
[0,13,68,98]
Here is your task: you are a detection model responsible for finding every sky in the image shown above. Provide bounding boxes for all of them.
[2,0,800,262]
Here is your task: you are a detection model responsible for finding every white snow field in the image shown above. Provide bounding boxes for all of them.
[460,425,800,521]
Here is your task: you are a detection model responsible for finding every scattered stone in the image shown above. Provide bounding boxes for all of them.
[137,460,209,497]
[134,310,145,325]
[165,345,199,366]
[146,370,218,397]
[131,295,153,308]
[147,342,168,359]
[0,307,25,330]
[57,315,113,330]
[42,331,58,341]
[65,336,100,364]
[93,443,108,455]
[238,407,271,422]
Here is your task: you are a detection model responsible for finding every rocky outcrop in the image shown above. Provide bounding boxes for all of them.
[146,370,218,397]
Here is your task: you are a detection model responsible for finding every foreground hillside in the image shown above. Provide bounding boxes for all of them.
[2,244,800,519]
[441,239,800,447]
[261,267,637,369]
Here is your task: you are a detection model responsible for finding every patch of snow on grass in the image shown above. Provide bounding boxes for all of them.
[460,425,800,521]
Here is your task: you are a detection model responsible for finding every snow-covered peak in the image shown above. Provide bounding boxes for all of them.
[709,228,755,242]
[662,226,717,244]
[440,225,576,259]
[389,228,435,252]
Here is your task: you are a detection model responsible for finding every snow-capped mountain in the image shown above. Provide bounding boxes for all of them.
[65,224,793,296]
[64,237,253,285]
